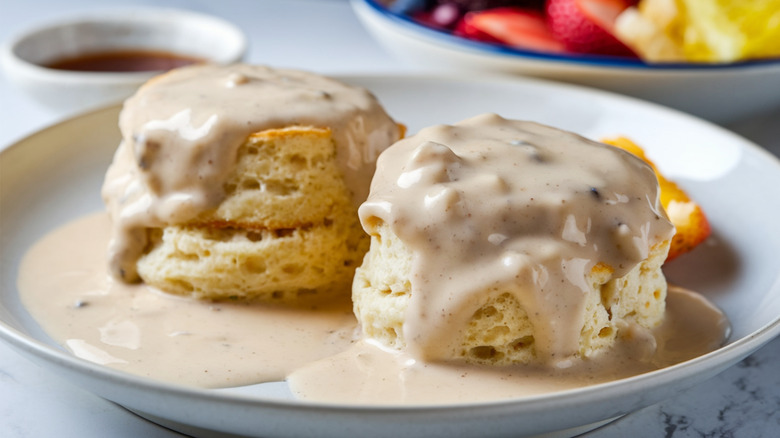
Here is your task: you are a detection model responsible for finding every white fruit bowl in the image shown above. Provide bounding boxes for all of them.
[352,0,780,122]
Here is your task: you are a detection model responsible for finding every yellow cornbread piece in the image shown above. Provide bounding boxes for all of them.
[602,137,711,261]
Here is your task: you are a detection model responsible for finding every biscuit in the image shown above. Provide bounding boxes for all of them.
[102,64,402,294]
[353,223,669,365]
[351,114,675,366]
[138,127,367,302]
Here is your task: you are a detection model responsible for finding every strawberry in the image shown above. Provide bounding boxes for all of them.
[545,0,636,56]
[460,7,566,52]
[453,13,505,43]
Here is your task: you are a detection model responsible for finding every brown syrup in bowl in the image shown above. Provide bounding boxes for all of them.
[46,49,203,72]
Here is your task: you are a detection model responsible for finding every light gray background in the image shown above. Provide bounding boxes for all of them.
[1,1,778,436]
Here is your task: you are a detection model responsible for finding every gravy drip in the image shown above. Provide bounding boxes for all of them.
[290,284,729,405]
[358,114,676,365]
[18,213,728,402]
[102,64,400,281]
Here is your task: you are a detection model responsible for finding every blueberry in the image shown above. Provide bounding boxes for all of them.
[389,0,432,15]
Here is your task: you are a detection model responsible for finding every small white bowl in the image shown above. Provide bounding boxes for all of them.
[1,8,247,113]
[352,0,780,122]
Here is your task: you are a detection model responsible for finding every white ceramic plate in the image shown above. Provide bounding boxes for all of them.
[1,74,780,438]
[352,0,780,122]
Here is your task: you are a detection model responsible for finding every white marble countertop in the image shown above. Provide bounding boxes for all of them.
[1,1,779,437]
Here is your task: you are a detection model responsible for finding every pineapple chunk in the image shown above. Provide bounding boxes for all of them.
[615,0,780,63]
